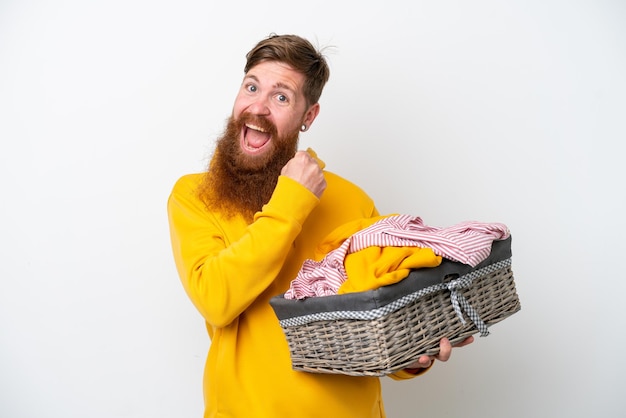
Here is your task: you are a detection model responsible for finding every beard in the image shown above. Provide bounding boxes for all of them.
[198,112,299,222]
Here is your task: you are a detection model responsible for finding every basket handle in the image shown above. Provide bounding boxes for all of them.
[443,258,512,337]
[446,276,490,337]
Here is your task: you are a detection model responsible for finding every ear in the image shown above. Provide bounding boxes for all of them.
[302,103,320,129]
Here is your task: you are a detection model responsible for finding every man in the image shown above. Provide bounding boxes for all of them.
[167,34,472,417]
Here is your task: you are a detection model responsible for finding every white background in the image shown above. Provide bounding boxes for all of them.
[1,1,625,417]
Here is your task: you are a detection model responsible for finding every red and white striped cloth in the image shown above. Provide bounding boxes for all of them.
[284,214,510,300]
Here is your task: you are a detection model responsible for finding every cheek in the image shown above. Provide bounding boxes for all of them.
[231,94,248,118]
[275,114,301,137]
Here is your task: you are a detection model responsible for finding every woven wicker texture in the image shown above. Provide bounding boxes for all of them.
[279,265,520,376]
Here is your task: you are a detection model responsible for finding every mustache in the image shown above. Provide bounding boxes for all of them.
[237,112,278,137]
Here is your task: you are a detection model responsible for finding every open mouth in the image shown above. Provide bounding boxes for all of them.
[242,123,272,153]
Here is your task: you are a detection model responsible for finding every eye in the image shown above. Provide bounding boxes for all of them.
[246,84,257,93]
[276,94,288,103]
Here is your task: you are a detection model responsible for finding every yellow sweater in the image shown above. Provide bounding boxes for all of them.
[168,163,426,417]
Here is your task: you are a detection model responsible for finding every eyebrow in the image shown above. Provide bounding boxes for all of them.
[244,74,297,94]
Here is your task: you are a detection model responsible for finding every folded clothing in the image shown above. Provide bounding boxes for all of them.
[272,235,513,321]
[285,214,510,300]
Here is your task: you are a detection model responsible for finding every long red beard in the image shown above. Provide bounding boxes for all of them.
[198,113,299,221]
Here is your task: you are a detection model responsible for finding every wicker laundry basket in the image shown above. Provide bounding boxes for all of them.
[270,236,521,377]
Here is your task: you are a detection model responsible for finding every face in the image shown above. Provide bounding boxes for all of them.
[231,60,319,163]
[198,61,321,220]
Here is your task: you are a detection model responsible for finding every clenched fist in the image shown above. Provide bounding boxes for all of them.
[281,150,327,198]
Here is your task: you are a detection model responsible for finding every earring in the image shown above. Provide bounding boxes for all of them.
[300,124,307,132]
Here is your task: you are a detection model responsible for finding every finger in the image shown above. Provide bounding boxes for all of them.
[436,337,452,362]
[417,355,434,368]
[296,150,314,161]
[300,150,319,165]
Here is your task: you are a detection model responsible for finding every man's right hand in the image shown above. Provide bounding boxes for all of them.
[281,150,327,198]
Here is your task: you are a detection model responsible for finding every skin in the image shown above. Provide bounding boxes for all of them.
[232,59,474,371]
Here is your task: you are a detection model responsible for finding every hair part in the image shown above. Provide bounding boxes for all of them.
[244,34,331,106]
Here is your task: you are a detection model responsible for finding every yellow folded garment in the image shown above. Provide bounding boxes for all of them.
[339,245,441,294]
[312,214,442,294]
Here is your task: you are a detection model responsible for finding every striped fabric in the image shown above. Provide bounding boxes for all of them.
[284,215,510,300]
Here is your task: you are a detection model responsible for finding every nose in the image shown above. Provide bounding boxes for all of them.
[247,96,270,116]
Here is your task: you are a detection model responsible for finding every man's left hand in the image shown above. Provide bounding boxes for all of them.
[405,336,475,370]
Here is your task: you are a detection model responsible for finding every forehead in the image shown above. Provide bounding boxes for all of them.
[244,61,306,93]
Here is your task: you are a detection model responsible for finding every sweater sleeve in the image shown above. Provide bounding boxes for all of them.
[387,363,434,380]
[167,174,319,328]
